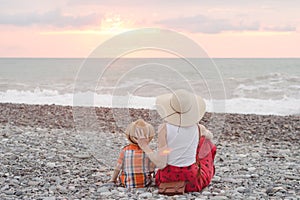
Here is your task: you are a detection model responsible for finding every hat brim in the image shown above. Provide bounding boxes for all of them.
[125,121,155,143]
[155,93,206,127]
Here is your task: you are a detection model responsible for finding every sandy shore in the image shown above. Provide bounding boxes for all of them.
[0,103,299,199]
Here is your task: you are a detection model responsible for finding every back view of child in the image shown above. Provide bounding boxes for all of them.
[108,119,155,188]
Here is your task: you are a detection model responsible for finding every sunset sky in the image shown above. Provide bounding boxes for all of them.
[0,0,299,58]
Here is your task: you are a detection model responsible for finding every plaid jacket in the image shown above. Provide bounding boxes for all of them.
[116,144,155,188]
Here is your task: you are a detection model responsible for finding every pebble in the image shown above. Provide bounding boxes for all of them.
[43,197,56,200]
[73,153,91,159]
[236,186,250,193]
[100,191,112,196]
[285,175,300,180]
[46,162,56,168]
[4,189,15,195]
[202,191,211,196]
[1,185,9,191]
[28,181,40,186]
[15,191,23,196]
[139,192,153,198]
[56,185,68,193]
[212,175,221,182]
[247,167,256,171]
[97,186,110,193]
[210,196,228,200]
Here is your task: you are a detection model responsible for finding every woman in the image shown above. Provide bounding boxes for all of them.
[137,89,217,192]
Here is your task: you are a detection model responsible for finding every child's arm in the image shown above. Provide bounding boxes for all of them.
[108,149,124,183]
[109,168,120,183]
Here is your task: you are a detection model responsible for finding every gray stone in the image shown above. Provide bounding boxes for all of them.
[251,173,259,178]
[56,185,68,194]
[1,185,9,191]
[139,192,153,198]
[117,187,127,192]
[233,174,251,179]
[68,185,76,191]
[15,191,23,196]
[213,175,221,182]
[111,189,119,194]
[236,186,250,193]
[28,180,40,186]
[100,191,112,196]
[136,188,147,193]
[210,196,228,200]
[266,186,286,195]
[43,197,56,200]
[46,162,56,168]
[4,189,15,195]
[49,185,56,192]
[278,149,291,154]
[73,153,91,159]
[97,187,109,193]
[285,175,300,180]
[251,152,260,158]
[247,167,256,171]
[202,191,211,196]
[237,154,248,158]
[222,178,243,184]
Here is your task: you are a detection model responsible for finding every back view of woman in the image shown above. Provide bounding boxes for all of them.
[137,89,217,192]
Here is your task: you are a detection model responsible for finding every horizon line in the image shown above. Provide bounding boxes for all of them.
[1,56,300,59]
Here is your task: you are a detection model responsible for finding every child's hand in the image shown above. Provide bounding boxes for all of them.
[108,179,116,184]
[101,180,116,188]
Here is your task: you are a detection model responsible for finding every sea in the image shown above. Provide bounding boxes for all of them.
[0,58,299,116]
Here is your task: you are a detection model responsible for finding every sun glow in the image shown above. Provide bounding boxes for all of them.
[40,14,135,36]
[100,14,133,35]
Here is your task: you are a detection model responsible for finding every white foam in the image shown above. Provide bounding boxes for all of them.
[0,89,299,116]
[0,89,156,109]
[206,98,300,116]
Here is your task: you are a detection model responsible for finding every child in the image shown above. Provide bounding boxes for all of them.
[108,119,156,188]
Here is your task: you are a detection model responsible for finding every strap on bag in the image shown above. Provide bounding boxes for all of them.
[196,125,202,175]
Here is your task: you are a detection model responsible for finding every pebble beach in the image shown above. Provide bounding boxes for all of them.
[0,103,299,200]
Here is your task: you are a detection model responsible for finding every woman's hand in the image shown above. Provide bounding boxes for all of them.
[136,128,153,154]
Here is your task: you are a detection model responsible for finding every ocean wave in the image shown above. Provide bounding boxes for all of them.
[1,89,299,116]
[232,72,300,100]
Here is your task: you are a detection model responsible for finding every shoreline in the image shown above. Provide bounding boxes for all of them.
[0,102,299,141]
[1,102,299,199]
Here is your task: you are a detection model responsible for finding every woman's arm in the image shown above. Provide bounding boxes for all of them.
[199,124,213,140]
[137,124,169,169]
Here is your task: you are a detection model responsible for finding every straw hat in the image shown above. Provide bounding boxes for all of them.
[125,119,155,144]
[156,89,206,127]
